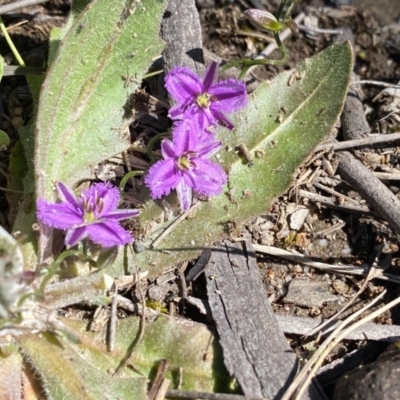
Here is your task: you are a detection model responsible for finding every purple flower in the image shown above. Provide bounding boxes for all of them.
[36,182,140,248]
[165,61,247,131]
[145,120,227,211]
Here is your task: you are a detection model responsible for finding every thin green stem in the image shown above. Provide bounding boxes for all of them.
[147,131,170,162]
[143,69,163,79]
[0,17,25,67]
[276,0,288,20]
[222,0,294,79]
[119,170,143,194]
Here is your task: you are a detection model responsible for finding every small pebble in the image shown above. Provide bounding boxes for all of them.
[318,239,329,247]
[342,247,352,255]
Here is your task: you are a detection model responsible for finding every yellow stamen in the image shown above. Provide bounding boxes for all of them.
[196,92,212,108]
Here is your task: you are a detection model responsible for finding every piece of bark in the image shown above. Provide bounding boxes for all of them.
[205,240,323,400]
[161,0,205,76]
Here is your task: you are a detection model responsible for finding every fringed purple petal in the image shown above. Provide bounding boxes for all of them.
[182,170,197,188]
[191,107,217,132]
[176,181,192,211]
[37,200,83,229]
[65,226,88,247]
[212,109,235,130]
[195,135,222,158]
[168,103,185,121]
[145,159,180,198]
[85,182,120,215]
[165,67,203,103]
[191,159,227,196]
[172,119,197,154]
[208,79,247,112]
[161,139,176,159]
[56,181,79,205]
[103,209,140,221]
[85,221,133,247]
[202,61,219,91]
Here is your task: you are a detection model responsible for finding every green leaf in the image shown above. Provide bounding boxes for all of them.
[48,0,92,65]
[15,315,230,398]
[63,315,231,392]
[35,0,167,200]
[0,226,25,318]
[138,42,353,276]
[18,332,147,400]
[0,345,25,399]
[0,130,9,148]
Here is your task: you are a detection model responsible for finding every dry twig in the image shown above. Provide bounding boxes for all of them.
[316,132,400,151]
[253,244,400,284]
[165,390,267,400]
[0,0,48,14]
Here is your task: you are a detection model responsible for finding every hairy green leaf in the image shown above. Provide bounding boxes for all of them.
[63,315,231,392]
[35,0,167,200]
[18,332,147,399]
[0,226,25,318]
[0,130,9,147]
[138,42,353,276]
[0,346,25,399]
[14,315,230,398]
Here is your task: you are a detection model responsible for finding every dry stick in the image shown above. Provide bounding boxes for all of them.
[297,25,343,35]
[166,390,267,400]
[0,0,48,14]
[298,189,372,215]
[313,221,346,238]
[281,289,388,400]
[252,244,400,284]
[313,182,360,205]
[148,360,170,400]
[316,132,400,151]
[341,73,371,141]
[337,72,400,232]
[350,80,400,89]
[3,65,44,76]
[337,151,400,232]
[154,378,171,400]
[373,171,400,181]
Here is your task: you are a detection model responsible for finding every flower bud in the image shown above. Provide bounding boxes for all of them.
[245,9,285,32]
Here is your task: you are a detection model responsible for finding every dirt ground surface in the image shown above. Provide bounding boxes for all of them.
[1,0,400,398]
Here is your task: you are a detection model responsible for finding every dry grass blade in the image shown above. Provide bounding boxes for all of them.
[303,245,383,338]
[281,290,400,399]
